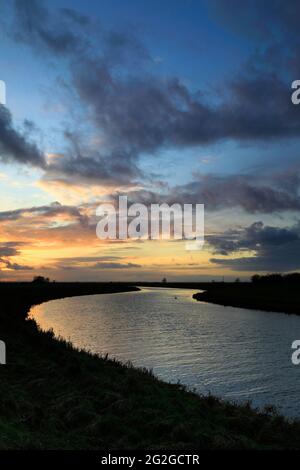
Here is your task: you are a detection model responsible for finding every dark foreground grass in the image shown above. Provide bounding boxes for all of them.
[193,284,300,315]
[1,282,300,449]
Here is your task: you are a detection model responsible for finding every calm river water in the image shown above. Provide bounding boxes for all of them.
[29,287,300,418]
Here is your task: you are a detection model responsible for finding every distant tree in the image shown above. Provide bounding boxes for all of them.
[265,274,283,284]
[285,273,300,284]
[251,274,261,284]
[32,276,50,284]
[162,277,167,283]
[235,278,240,283]
[250,273,300,285]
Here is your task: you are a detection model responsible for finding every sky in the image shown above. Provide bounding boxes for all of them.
[0,0,300,281]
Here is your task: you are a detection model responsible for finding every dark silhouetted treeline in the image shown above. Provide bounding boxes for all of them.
[251,273,300,285]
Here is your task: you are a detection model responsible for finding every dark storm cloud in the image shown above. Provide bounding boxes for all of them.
[0,241,32,271]
[16,0,296,149]
[209,221,300,272]
[12,0,148,62]
[6,0,149,183]
[58,255,141,270]
[72,67,206,154]
[0,202,88,226]
[13,0,88,56]
[72,64,300,159]
[117,170,300,214]
[0,105,45,167]
[62,0,300,162]
[12,0,149,63]
[0,243,19,257]
[91,262,141,269]
[2,260,33,271]
[46,147,142,186]
[67,54,300,184]
[5,0,300,189]
[209,221,299,255]
[173,172,300,213]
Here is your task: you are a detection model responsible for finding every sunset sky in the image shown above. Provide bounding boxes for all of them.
[0,0,300,281]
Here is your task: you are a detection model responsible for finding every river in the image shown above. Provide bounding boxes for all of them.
[29,287,300,418]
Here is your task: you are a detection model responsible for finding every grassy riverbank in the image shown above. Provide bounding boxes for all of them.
[1,282,300,449]
[193,284,300,315]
